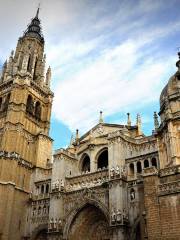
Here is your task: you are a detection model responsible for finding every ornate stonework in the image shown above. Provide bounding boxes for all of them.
[0,10,180,240]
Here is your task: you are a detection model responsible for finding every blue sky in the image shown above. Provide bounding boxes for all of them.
[0,0,180,150]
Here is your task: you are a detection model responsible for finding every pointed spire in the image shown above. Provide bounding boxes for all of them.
[127,113,131,127]
[154,111,159,131]
[76,129,79,140]
[136,113,142,136]
[35,6,40,19]
[23,8,44,43]
[99,111,104,123]
[46,66,51,87]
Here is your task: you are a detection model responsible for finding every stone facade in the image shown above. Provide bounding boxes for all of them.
[0,11,179,240]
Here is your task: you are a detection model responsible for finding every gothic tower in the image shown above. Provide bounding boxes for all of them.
[0,9,53,240]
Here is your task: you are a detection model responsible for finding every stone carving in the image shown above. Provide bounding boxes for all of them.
[111,208,116,224]
[123,209,128,222]
[130,189,135,200]
[115,165,120,176]
[116,209,122,223]
[52,180,59,191]
[121,166,127,177]
[0,151,23,161]
[48,217,62,232]
[158,181,180,196]
[60,179,64,190]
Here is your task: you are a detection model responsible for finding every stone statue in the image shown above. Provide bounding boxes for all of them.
[111,208,116,223]
[49,218,53,230]
[130,189,135,200]
[58,218,62,229]
[116,209,122,223]
[53,179,59,190]
[121,166,127,177]
[115,165,120,176]
[110,167,115,178]
[54,218,57,230]
[123,209,128,222]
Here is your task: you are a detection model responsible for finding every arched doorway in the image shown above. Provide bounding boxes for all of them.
[67,204,109,240]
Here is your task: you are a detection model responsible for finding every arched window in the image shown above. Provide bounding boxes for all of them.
[129,163,134,177]
[81,154,90,172]
[26,95,34,114]
[18,55,23,71]
[35,101,41,120]
[45,184,49,194]
[27,55,32,73]
[97,149,108,169]
[33,58,38,80]
[137,161,142,173]
[151,157,157,168]
[3,93,11,111]
[41,185,44,194]
[144,159,149,168]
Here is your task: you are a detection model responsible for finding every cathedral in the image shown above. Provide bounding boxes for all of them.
[0,10,179,240]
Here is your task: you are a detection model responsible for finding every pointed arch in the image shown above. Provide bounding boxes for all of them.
[96,147,108,170]
[26,95,34,114]
[3,93,11,111]
[80,153,90,173]
[34,101,41,120]
[33,57,38,80]
[27,54,32,73]
[63,198,109,239]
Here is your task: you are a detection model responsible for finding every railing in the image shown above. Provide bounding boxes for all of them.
[159,165,180,177]
[158,180,180,196]
[66,169,109,192]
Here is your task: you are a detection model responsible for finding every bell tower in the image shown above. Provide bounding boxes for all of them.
[0,9,53,240]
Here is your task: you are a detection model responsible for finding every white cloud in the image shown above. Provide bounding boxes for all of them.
[52,36,176,132]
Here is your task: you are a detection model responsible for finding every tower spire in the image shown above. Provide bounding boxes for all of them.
[36,7,40,19]
[23,7,44,43]
[154,111,159,131]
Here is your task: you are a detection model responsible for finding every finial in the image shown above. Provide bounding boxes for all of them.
[46,66,51,87]
[99,111,104,123]
[136,113,142,136]
[153,111,159,131]
[76,129,79,140]
[127,113,131,127]
[36,4,40,18]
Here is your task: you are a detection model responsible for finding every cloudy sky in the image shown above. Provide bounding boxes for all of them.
[0,0,180,149]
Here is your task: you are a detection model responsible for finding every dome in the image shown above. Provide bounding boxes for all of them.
[160,55,180,109]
